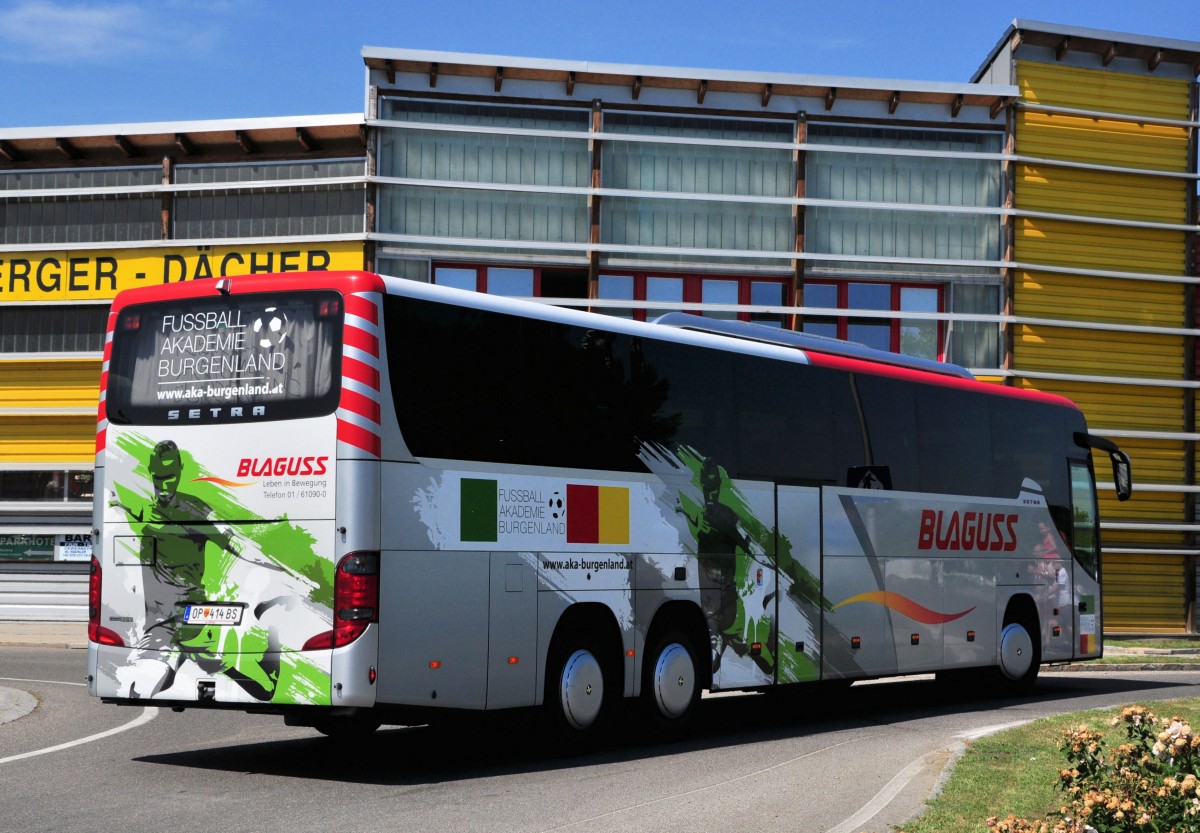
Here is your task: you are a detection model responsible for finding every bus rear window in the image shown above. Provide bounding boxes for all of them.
[107,291,342,425]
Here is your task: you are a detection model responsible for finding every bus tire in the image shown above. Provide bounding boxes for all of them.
[544,635,609,743]
[995,618,1040,692]
[642,629,700,735]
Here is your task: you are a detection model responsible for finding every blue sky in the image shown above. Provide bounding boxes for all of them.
[2,0,1198,128]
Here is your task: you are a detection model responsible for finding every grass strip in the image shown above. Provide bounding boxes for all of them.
[899,697,1200,833]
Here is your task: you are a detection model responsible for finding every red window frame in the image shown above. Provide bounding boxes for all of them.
[431,264,544,296]
[597,270,791,323]
[803,280,945,360]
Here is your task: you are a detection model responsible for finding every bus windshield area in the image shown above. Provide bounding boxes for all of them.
[106,290,342,425]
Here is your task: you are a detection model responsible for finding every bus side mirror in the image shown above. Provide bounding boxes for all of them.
[1111,450,1132,502]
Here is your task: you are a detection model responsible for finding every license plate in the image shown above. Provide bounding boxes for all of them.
[182,603,244,626]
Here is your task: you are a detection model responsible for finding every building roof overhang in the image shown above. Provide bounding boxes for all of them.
[363,46,1017,116]
[974,19,1200,81]
[0,114,366,167]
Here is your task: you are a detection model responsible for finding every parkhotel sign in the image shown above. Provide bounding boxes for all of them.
[0,241,365,302]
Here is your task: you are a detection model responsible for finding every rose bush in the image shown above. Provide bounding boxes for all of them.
[989,705,1199,832]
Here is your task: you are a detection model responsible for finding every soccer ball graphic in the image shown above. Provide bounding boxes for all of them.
[252,308,290,350]
[549,492,565,520]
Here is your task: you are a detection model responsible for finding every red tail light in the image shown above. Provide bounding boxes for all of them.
[88,556,124,646]
[302,552,379,651]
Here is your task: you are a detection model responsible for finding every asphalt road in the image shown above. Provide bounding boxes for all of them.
[3,647,1199,833]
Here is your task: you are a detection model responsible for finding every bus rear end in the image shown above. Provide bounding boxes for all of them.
[87,272,383,713]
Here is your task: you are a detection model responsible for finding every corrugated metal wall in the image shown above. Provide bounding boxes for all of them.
[1013,60,1194,631]
[0,359,100,465]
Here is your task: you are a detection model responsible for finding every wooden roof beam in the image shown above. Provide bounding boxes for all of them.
[566,71,575,96]
[1055,37,1071,61]
[950,94,963,119]
[55,137,78,160]
[295,128,317,152]
[632,75,642,100]
[235,130,258,154]
[429,62,439,88]
[697,79,707,104]
[761,83,772,107]
[1149,48,1164,72]
[0,140,24,163]
[1102,42,1118,66]
[494,66,504,92]
[990,96,1007,120]
[825,87,836,110]
[174,133,197,156]
[384,59,395,85]
[113,135,137,157]
[888,91,900,114]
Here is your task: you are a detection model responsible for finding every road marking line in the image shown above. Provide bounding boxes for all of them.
[0,707,158,765]
[827,719,1036,832]
[0,677,86,687]
[827,755,931,833]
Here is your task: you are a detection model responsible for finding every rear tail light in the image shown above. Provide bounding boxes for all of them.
[88,556,124,647]
[302,551,379,651]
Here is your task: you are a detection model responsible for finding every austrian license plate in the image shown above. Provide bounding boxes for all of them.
[182,603,244,626]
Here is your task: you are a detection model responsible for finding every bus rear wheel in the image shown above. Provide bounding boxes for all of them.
[642,630,700,735]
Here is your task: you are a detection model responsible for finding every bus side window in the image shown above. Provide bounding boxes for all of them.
[1069,460,1099,580]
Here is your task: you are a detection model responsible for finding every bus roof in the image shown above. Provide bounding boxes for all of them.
[108,270,1081,414]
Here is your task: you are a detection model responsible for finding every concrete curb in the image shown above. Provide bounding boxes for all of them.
[0,623,89,651]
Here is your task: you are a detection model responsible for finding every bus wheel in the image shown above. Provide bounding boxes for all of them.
[996,620,1040,691]
[547,642,607,736]
[642,630,700,735]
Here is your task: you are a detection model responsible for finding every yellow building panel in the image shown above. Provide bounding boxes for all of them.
[0,415,96,464]
[1015,325,1181,379]
[1109,438,1186,485]
[0,359,103,410]
[1017,61,1193,121]
[1015,217,1186,275]
[1015,164,1189,224]
[1102,553,1187,633]
[1098,489,1185,525]
[1015,271,1185,328]
[1017,111,1191,171]
[1015,379,1184,433]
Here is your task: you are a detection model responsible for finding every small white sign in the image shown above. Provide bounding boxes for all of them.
[56,534,93,563]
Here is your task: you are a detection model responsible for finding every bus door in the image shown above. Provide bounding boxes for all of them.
[775,485,822,684]
[697,479,777,691]
[1069,460,1102,658]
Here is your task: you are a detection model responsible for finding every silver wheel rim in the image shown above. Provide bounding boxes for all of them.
[559,649,604,730]
[998,623,1033,680]
[653,642,696,720]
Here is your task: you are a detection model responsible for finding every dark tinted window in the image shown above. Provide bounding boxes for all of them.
[388,299,639,471]
[386,296,859,481]
[107,291,342,425]
[916,385,993,496]
[855,374,920,492]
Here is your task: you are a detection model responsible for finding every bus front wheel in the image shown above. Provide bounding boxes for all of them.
[642,630,700,735]
[995,620,1040,692]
